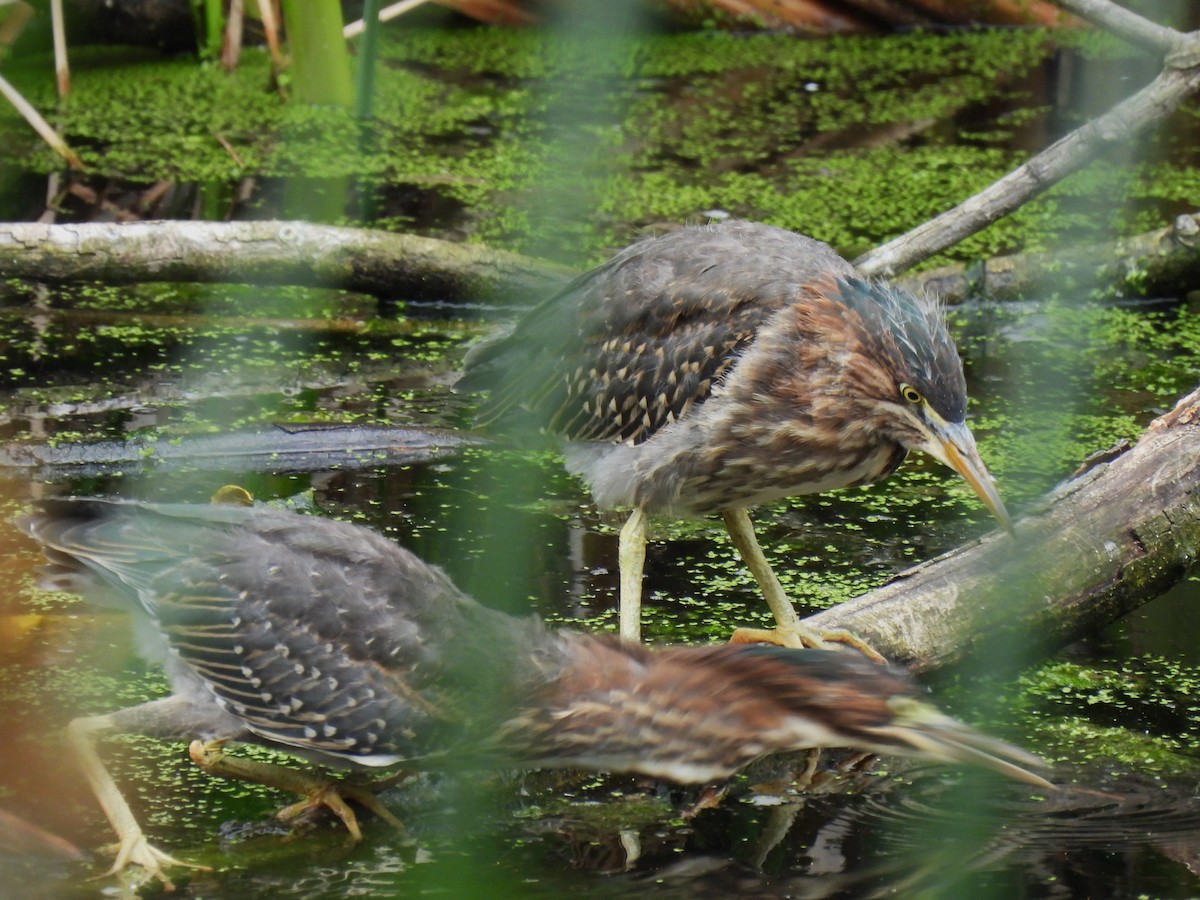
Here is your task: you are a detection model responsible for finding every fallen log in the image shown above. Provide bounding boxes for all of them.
[1,218,1195,308]
[806,385,1200,674]
[0,220,571,306]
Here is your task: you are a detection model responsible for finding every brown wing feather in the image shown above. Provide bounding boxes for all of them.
[466,221,856,445]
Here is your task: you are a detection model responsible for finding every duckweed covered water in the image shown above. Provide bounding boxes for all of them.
[0,27,1195,260]
[0,20,1198,899]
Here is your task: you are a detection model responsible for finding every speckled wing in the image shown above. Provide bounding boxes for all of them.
[466,221,857,445]
[25,500,538,768]
[150,520,450,765]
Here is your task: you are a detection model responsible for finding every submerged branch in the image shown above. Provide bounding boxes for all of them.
[806,385,1200,674]
[0,424,481,478]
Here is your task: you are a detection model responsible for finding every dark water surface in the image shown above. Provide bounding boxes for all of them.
[1,288,1198,898]
[1,19,1199,900]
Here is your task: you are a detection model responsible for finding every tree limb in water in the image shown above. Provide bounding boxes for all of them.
[0,220,570,305]
[805,385,1200,674]
[905,212,1200,305]
[855,5,1200,277]
[1,217,1195,307]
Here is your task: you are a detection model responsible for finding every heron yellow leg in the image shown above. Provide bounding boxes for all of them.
[720,508,886,663]
[618,507,648,643]
[68,714,209,890]
[720,508,804,633]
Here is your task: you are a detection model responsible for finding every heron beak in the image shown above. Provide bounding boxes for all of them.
[879,701,1055,790]
[920,416,1012,533]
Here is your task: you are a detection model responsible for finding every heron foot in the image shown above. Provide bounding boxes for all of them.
[188,740,406,843]
[728,625,887,664]
[96,827,209,892]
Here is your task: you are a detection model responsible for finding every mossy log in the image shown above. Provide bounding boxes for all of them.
[0,218,1196,307]
[806,385,1200,674]
[0,220,571,306]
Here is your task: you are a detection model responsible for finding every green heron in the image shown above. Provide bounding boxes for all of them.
[461,220,1009,646]
[23,499,1045,887]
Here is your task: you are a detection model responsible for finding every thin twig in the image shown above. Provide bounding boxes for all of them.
[344,0,435,39]
[214,132,246,167]
[0,71,83,170]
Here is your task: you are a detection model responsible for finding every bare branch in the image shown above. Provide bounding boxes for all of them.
[855,44,1200,277]
[1053,0,1182,56]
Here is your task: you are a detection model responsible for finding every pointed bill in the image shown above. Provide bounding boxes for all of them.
[877,700,1055,790]
[920,417,1011,532]
[894,711,1055,790]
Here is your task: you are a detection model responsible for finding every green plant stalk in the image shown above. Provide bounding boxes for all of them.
[280,0,354,108]
[354,0,382,121]
[194,0,225,61]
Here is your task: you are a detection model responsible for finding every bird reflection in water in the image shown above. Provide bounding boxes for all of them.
[21,498,1046,888]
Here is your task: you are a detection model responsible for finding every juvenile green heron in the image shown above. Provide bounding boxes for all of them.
[23,499,1045,887]
[461,220,1009,646]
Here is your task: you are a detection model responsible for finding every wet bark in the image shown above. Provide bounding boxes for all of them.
[1,216,1196,307]
[0,220,570,306]
[903,212,1200,305]
[805,385,1200,675]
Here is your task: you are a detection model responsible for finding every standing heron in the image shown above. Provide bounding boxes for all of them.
[22,498,1045,888]
[461,221,1009,647]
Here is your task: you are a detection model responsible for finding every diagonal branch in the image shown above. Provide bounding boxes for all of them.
[1054,0,1182,55]
[856,0,1200,278]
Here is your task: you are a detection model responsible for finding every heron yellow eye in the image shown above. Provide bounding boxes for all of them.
[899,384,923,405]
